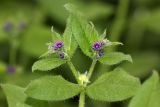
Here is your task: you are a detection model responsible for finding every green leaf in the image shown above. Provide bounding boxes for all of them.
[99,52,132,65]
[66,4,106,57]
[63,15,78,56]
[106,41,123,46]
[1,84,31,107]
[32,58,66,71]
[70,15,92,57]
[51,27,62,43]
[63,15,72,52]
[68,36,78,56]
[16,103,32,107]
[88,22,99,45]
[86,68,141,102]
[25,76,81,101]
[129,71,160,107]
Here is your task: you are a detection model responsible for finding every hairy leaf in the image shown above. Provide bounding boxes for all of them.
[1,84,31,107]
[65,4,94,57]
[88,22,99,45]
[70,15,92,57]
[51,28,62,43]
[25,76,81,101]
[99,52,132,65]
[63,15,72,52]
[63,15,77,56]
[86,68,141,102]
[68,36,78,56]
[32,58,66,71]
[129,71,160,107]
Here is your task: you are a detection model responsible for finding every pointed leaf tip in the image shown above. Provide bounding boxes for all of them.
[32,58,66,72]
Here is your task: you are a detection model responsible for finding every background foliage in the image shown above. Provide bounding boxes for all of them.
[0,0,160,107]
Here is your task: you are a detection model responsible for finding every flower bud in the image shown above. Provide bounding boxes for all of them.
[59,53,64,59]
[98,51,104,57]
[54,41,64,49]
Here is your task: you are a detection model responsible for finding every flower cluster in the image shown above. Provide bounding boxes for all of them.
[92,40,107,57]
[47,41,65,59]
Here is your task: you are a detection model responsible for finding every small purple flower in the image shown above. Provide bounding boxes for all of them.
[3,22,13,32]
[54,41,63,49]
[93,42,101,51]
[59,53,64,59]
[98,52,104,57]
[6,66,16,74]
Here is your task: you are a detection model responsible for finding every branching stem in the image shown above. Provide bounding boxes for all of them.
[67,61,80,83]
[68,58,97,107]
[88,59,97,79]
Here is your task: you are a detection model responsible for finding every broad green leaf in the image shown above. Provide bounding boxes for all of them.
[129,71,160,107]
[16,103,32,107]
[25,76,81,101]
[1,84,31,107]
[86,68,141,102]
[25,97,52,107]
[32,58,66,71]
[99,52,132,65]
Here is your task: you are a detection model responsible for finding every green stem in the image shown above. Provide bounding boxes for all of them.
[67,61,80,83]
[88,59,97,79]
[79,91,85,107]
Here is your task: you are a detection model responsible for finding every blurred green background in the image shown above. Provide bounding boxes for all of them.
[0,0,160,107]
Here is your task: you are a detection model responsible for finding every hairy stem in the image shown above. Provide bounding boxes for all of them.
[67,61,80,83]
[79,91,85,107]
[88,59,97,79]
